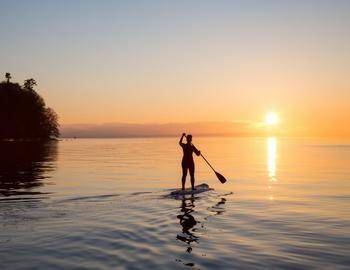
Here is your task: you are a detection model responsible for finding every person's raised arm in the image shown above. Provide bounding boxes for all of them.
[179,133,186,147]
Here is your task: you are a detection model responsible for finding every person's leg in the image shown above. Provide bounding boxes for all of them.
[181,163,188,190]
[189,162,195,190]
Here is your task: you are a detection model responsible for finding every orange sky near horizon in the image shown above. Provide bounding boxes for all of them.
[1,1,349,137]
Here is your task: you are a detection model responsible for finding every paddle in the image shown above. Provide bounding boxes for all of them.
[200,153,227,184]
[183,134,227,184]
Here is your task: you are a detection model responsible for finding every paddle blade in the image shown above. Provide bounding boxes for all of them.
[215,171,227,184]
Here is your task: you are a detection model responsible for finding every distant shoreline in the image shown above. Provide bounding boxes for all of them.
[58,135,350,140]
[0,138,58,142]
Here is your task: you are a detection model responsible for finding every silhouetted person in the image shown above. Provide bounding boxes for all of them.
[179,133,201,190]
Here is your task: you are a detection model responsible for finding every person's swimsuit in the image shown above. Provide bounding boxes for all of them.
[180,143,200,175]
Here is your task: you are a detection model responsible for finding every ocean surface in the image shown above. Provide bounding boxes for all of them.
[0,137,349,269]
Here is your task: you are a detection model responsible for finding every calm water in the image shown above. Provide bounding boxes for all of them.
[0,137,349,269]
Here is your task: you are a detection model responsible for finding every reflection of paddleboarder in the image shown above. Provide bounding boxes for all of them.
[175,194,227,260]
[179,133,201,190]
[176,196,198,253]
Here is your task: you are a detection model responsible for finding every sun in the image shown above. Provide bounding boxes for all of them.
[265,112,279,125]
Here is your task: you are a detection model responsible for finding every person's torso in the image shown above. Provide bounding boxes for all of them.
[182,143,195,163]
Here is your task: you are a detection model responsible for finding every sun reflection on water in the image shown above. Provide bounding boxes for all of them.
[267,137,277,200]
[267,137,277,180]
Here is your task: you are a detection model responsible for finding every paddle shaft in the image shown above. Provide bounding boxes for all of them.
[183,135,216,173]
[200,153,216,173]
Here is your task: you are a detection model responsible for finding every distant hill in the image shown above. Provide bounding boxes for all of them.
[0,74,59,140]
[60,121,262,138]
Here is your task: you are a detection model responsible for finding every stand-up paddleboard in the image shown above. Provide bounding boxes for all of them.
[170,183,212,196]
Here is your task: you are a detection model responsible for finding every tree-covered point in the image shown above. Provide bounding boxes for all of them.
[0,73,59,140]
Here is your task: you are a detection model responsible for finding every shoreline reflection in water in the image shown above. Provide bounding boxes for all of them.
[0,141,57,199]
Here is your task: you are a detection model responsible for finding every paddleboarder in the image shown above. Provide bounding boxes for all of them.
[179,133,201,190]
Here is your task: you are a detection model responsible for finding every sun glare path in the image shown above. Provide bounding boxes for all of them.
[267,137,277,179]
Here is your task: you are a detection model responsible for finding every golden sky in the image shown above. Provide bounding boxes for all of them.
[1,1,349,137]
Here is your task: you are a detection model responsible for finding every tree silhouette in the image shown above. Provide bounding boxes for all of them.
[5,72,11,83]
[23,78,37,90]
[0,73,59,140]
